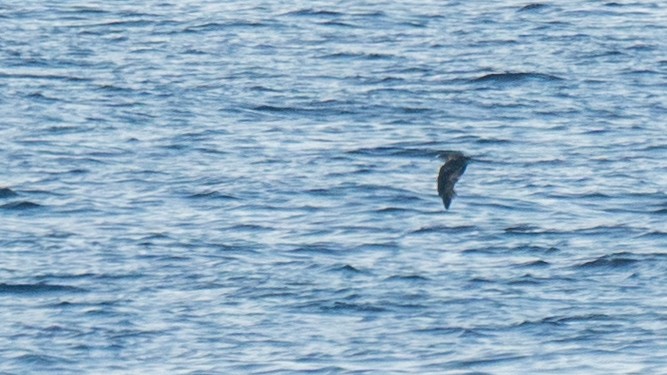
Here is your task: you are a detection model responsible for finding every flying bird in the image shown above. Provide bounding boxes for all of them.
[437,151,469,210]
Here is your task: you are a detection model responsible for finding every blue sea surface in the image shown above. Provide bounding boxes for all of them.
[1,1,667,373]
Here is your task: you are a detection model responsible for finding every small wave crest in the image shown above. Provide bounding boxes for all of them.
[471,72,564,84]
[283,9,343,17]
[346,146,437,158]
[0,187,18,199]
[0,283,84,294]
[518,3,550,12]
[0,201,42,210]
[187,190,238,200]
[575,253,638,269]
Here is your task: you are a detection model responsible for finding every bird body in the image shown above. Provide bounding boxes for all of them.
[437,152,469,209]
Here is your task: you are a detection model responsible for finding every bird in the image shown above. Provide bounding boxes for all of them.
[437,151,469,210]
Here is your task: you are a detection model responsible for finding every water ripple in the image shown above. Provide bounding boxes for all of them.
[1,1,666,373]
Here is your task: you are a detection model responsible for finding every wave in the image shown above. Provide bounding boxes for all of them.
[0,283,84,294]
[328,264,363,274]
[250,104,355,116]
[574,253,639,269]
[183,21,269,33]
[385,274,430,282]
[187,191,238,200]
[411,225,476,234]
[518,3,550,12]
[0,187,17,199]
[320,51,395,60]
[518,313,612,328]
[0,201,42,210]
[504,224,541,234]
[518,260,551,268]
[283,9,343,17]
[471,72,564,84]
[346,146,438,158]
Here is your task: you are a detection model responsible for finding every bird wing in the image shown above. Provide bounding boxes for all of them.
[437,156,468,209]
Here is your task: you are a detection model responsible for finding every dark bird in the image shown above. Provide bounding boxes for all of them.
[437,152,469,210]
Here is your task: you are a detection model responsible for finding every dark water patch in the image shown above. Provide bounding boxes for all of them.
[0,187,18,199]
[392,194,425,204]
[547,191,611,200]
[328,264,363,274]
[638,231,667,238]
[187,190,239,201]
[334,182,414,197]
[385,274,429,282]
[517,260,550,268]
[36,272,97,281]
[573,225,640,237]
[452,354,528,369]
[507,274,544,286]
[320,51,395,61]
[325,301,387,314]
[376,206,410,213]
[546,314,612,325]
[305,187,345,197]
[289,243,342,256]
[283,9,343,17]
[294,299,387,314]
[0,72,90,82]
[324,167,374,178]
[184,21,270,33]
[346,146,437,158]
[353,242,400,252]
[0,201,42,210]
[319,20,359,28]
[575,253,639,269]
[518,3,550,12]
[518,313,612,329]
[25,91,60,101]
[96,83,134,93]
[518,245,559,254]
[249,85,281,93]
[625,44,658,53]
[399,106,431,114]
[412,225,476,234]
[65,6,109,15]
[521,157,566,166]
[475,137,512,144]
[46,125,83,134]
[471,72,564,84]
[85,19,156,29]
[641,144,667,152]
[228,224,271,232]
[465,245,558,256]
[15,353,72,367]
[575,192,611,199]
[0,283,84,295]
[415,326,465,335]
[463,246,504,256]
[651,208,667,215]
[352,10,387,19]
[250,104,355,116]
[504,224,541,234]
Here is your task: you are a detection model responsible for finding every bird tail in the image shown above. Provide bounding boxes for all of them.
[443,190,456,209]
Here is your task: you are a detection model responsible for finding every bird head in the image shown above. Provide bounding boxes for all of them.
[437,150,469,162]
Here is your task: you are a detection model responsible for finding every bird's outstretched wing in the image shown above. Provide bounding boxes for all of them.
[437,153,469,210]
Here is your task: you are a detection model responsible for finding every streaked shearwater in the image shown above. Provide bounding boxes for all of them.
[437,152,469,210]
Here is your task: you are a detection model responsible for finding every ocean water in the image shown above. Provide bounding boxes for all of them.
[1,1,666,373]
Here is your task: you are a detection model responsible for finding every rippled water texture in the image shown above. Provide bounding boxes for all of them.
[1,1,667,374]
